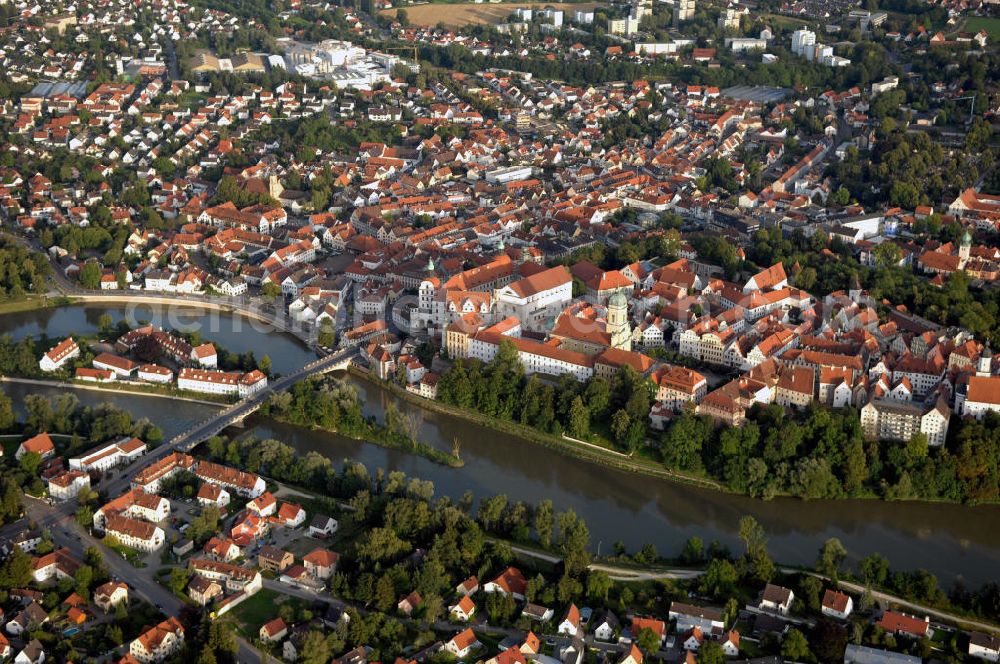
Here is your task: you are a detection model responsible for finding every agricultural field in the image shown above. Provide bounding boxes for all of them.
[382,1,605,28]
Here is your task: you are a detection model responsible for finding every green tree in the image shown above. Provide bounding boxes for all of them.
[79,262,102,289]
[858,553,890,587]
[611,409,631,443]
[568,396,590,438]
[586,570,612,602]
[317,320,335,348]
[874,242,902,269]
[19,451,42,476]
[817,538,848,582]
[700,558,738,599]
[738,515,774,582]
[97,313,115,335]
[682,536,704,564]
[534,499,553,548]
[700,640,726,664]
[298,631,334,664]
[262,281,281,301]
[0,393,14,431]
[637,626,663,654]
[782,628,811,661]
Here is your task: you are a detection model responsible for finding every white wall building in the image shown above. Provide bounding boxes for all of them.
[39,338,79,372]
[495,266,572,332]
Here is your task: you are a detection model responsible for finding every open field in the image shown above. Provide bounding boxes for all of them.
[758,12,813,29]
[382,1,605,28]
[963,16,1000,40]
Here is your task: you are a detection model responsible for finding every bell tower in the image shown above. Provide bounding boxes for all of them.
[606,291,632,351]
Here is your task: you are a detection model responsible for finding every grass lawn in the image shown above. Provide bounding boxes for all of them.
[759,12,812,28]
[0,296,63,315]
[103,539,147,567]
[576,420,623,453]
[963,16,1000,40]
[229,588,307,636]
[0,435,23,459]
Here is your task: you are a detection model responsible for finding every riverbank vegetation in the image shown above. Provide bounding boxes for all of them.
[0,391,161,503]
[436,339,654,453]
[0,237,52,300]
[429,339,997,504]
[659,405,1000,504]
[260,375,463,467]
[19,392,163,447]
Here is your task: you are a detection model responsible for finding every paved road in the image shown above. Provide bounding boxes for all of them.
[12,497,265,662]
[588,563,705,582]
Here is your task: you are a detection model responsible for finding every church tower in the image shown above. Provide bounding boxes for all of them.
[978,345,992,377]
[959,230,972,268]
[268,174,284,201]
[606,291,632,351]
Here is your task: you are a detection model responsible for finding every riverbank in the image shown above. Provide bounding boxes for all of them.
[63,292,313,344]
[0,295,76,316]
[272,414,466,468]
[0,376,230,407]
[349,369,1000,507]
[347,366,727,491]
[261,376,464,468]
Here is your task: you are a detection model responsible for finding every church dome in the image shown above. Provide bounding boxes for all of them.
[608,291,627,308]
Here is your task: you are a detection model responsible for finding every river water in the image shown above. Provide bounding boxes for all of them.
[5,304,1000,585]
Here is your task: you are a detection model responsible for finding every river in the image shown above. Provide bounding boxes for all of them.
[0,302,315,374]
[4,303,1000,585]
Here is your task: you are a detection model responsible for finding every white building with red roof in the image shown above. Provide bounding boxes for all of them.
[47,470,90,501]
[303,548,339,580]
[69,437,146,472]
[129,616,184,663]
[92,352,138,379]
[276,502,306,527]
[176,368,267,397]
[16,433,55,461]
[39,337,79,372]
[196,460,267,498]
[191,343,218,368]
[495,265,572,332]
[961,375,1000,420]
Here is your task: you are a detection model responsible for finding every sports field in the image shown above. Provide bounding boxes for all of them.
[382,2,606,28]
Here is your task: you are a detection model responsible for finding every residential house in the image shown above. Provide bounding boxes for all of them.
[129,617,185,663]
[303,549,339,581]
[94,581,128,613]
[876,611,931,639]
[759,584,795,615]
[821,590,853,620]
[485,567,528,600]
[450,595,476,622]
[258,545,294,573]
[970,633,1000,662]
[308,514,338,538]
[260,618,288,643]
[16,433,55,461]
[559,604,582,636]
[444,628,481,658]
